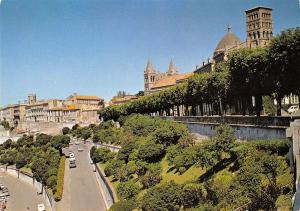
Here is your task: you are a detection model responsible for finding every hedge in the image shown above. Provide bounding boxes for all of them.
[54,156,66,201]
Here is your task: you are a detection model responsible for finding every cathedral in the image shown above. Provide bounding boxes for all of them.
[195,6,273,73]
[144,6,274,95]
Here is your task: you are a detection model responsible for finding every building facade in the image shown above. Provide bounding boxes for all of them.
[144,60,192,95]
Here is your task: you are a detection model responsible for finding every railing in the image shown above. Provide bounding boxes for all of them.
[0,166,55,211]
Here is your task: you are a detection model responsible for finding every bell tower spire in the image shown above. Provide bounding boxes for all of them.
[167,59,178,76]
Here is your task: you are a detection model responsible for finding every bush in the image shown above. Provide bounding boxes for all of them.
[47,175,57,190]
[166,144,183,166]
[123,114,157,136]
[116,181,139,200]
[140,163,162,188]
[2,139,13,149]
[141,181,182,211]
[104,159,125,177]
[35,133,52,147]
[152,120,190,147]
[174,146,197,170]
[62,127,70,135]
[91,147,115,163]
[54,156,65,201]
[81,128,92,140]
[117,140,137,163]
[181,183,207,208]
[138,140,164,163]
[109,199,137,211]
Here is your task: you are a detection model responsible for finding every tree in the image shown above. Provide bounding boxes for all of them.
[140,181,182,211]
[2,139,13,149]
[140,163,162,188]
[116,181,139,200]
[138,140,164,163]
[267,27,300,114]
[109,199,137,211]
[35,133,52,147]
[212,124,235,158]
[81,128,92,140]
[51,135,70,155]
[62,127,70,135]
[181,183,207,208]
[104,159,125,177]
[152,121,190,147]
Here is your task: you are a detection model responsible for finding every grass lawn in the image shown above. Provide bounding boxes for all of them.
[160,158,206,184]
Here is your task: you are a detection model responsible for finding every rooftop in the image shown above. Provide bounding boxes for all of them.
[152,72,193,89]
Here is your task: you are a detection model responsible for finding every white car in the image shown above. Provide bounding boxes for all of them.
[69,152,75,158]
[37,203,46,211]
[75,141,80,145]
[288,105,299,114]
[78,147,83,152]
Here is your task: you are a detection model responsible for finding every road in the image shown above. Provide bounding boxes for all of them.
[0,171,48,211]
[56,140,106,211]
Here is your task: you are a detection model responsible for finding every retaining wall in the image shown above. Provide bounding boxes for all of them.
[88,145,117,209]
[163,116,288,140]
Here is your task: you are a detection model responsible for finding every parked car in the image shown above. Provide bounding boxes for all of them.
[37,203,46,211]
[69,157,76,168]
[78,147,83,152]
[288,105,299,114]
[69,152,75,158]
[75,141,80,145]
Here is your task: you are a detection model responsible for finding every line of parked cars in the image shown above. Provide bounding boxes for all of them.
[0,184,9,211]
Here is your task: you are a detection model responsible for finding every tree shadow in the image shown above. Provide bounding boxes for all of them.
[198,156,235,183]
[167,166,176,173]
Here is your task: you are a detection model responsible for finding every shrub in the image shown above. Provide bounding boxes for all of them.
[123,114,157,136]
[81,128,92,140]
[166,144,183,166]
[104,159,125,177]
[141,181,182,211]
[2,139,13,149]
[181,183,207,208]
[174,146,197,170]
[54,156,65,201]
[140,163,162,188]
[152,120,190,147]
[213,124,235,155]
[109,199,137,211]
[116,181,139,200]
[138,140,164,163]
[35,133,52,147]
[47,175,57,190]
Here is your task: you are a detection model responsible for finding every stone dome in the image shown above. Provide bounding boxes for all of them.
[214,25,241,55]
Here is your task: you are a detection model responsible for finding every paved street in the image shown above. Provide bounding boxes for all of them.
[56,141,106,211]
[0,172,48,211]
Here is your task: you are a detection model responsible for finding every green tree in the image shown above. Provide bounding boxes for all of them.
[116,181,139,200]
[138,140,164,163]
[181,183,207,208]
[140,163,162,188]
[62,127,70,135]
[141,181,182,211]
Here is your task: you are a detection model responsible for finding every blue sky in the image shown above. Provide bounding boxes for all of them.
[0,0,299,106]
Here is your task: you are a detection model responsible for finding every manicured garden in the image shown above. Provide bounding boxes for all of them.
[70,114,294,210]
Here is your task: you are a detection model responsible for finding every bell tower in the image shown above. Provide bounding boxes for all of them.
[245,6,273,48]
[144,59,157,94]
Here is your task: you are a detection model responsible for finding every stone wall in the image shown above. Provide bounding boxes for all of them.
[162,116,289,140]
